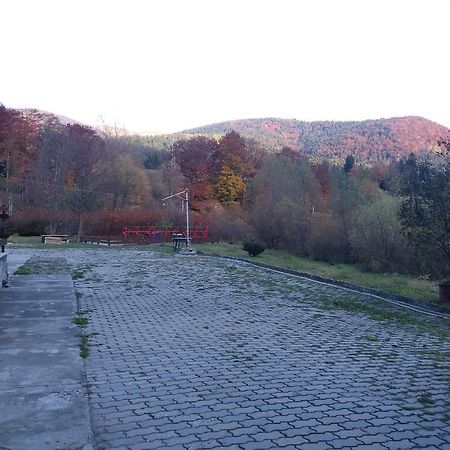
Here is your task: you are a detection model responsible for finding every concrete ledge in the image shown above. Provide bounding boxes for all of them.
[0,253,7,286]
[0,274,95,450]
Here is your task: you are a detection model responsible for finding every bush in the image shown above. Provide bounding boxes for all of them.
[305,213,349,263]
[349,196,411,272]
[242,241,265,257]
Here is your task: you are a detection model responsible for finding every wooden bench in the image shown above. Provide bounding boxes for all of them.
[42,235,69,244]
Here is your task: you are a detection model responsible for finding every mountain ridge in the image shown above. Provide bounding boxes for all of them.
[11,107,450,163]
[181,116,449,162]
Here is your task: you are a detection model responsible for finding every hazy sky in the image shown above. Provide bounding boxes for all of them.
[1,0,449,134]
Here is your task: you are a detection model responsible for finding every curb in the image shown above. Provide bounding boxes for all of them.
[198,252,450,319]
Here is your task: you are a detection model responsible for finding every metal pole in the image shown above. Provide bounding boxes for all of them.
[162,188,194,253]
[185,188,191,251]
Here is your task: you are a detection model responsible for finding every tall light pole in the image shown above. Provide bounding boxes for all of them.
[161,188,193,252]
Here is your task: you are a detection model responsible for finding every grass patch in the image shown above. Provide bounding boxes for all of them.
[72,316,88,327]
[73,309,97,358]
[8,234,113,249]
[195,243,439,304]
[80,335,89,358]
[418,394,434,405]
[8,234,42,244]
[14,256,68,275]
[15,265,34,275]
[72,270,85,279]
[324,296,450,337]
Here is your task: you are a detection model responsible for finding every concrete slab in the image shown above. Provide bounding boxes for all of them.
[0,273,94,450]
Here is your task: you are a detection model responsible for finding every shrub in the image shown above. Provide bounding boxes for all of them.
[350,196,411,273]
[305,213,348,263]
[242,241,265,257]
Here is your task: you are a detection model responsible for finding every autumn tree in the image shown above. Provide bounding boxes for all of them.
[211,131,259,204]
[328,169,364,259]
[350,195,409,272]
[64,124,105,239]
[172,136,217,200]
[247,154,322,252]
[100,154,150,209]
[32,122,72,232]
[214,165,246,204]
[0,106,41,210]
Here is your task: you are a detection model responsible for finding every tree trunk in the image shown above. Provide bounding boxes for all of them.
[77,213,83,242]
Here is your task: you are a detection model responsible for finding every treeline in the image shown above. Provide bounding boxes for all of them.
[0,105,449,278]
[246,151,449,278]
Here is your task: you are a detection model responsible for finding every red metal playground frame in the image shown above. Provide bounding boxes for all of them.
[122,226,208,243]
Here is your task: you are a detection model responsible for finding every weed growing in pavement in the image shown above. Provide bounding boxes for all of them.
[15,265,33,275]
[73,306,98,358]
[80,335,89,358]
[72,270,85,279]
[418,393,434,405]
[78,332,99,358]
[72,316,88,327]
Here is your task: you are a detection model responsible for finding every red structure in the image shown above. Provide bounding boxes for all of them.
[122,226,208,243]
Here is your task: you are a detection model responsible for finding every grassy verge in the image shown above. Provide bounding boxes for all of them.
[194,243,439,304]
[8,234,112,249]
[8,234,42,244]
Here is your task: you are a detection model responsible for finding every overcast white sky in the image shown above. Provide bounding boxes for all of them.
[1,0,449,134]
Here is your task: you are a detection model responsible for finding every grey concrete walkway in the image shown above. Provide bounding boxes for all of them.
[0,252,94,450]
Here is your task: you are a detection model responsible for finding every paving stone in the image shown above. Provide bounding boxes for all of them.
[299,443,333,450]
[307,432,339,443]
[251,430,285,441]
[241,440,278,449]
[329,437,363,448]
[276,435,310,446]
[357,433,392,445]
[386,430,416,441]
[412,436,445,447]
[218,434,254,446]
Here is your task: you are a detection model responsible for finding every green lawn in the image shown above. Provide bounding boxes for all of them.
[8,234,42,244]
[195,243,439,304]
[7,234,110,249]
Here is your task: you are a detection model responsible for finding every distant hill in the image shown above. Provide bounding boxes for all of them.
[182,116,449,163]
[20,108,84,126]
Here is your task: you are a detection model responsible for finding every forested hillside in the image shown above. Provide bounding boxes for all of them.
[1,104,449,279]
[184,116,448,163]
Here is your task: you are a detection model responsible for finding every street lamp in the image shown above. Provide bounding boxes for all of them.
[161,188,194,253]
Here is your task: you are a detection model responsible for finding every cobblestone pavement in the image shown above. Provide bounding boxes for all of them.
[19,247,450,449]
